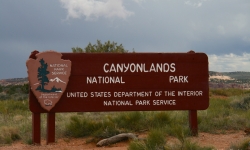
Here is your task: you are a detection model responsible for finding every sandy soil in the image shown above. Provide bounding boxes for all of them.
[1,131,249,150]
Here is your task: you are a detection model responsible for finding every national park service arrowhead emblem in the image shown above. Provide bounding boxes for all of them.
[26,51,71,111]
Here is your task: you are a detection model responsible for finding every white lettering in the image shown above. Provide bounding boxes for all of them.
[114,91,152,97]
[52,71,67,75]
[164,91,175,96]
[169,76,188,83]
[67,92,88,97]
[90,92,111,97]
[135,100,150,105]
[104,100,133,106]
[110,64,116,72]
[124,64,129,72]
[50,64,68,67]
[153,100,176,105]
[103,63,176,73]
[103,63,109,73]
[170,63,175,72]
[86,76,125,84]
[178,91,203,96]
[150,64,156,72]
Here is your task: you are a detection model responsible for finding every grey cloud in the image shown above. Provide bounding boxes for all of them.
[60,0,134,20]
[209,53,250,72]
[0,0,250,79]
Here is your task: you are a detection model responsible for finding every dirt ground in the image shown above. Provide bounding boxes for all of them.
[1,131,249,150]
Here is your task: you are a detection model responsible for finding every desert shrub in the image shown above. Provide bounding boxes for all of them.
[21,83,29,94]
[231,95,250,110]
[170,111,189,124]
[166,124,190,143]
[0,100,29,124]
[230,138,250,150]
[128,129,166,150]
[146,129,166,149]
[10,93,28,101]
[65,116,101,137]
[147,111,171,128]
[128,141,146,150]
[0,100,28,115]
[113,111,146,131]
[198,97,233,132]
[65,111,175,142]
[129,127,213,150]
[179,140,214,150]
[64,115,120,139]
[92,125,120,140]
[113,111,172,131]
[19,123,33,145]
[210,88,250,97]
[0,94,10,100]
[8,100,28,111]
[164,124,214,150]
[199,94,250,132]
[0,99,32,144]
[0,126,21,145]
[0,84,29,100]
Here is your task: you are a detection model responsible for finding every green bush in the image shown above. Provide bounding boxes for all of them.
[0,84,29,100]
[128,129,166,150]
[2,100,28,112]
[19,123,33,145]
[65,116,100,137]
[146,129,166,149]
[147,112,171,128]
[231,95,250,110]
[199,97,233,132]
[128,140,146,150]
[64,115,120,140]
[0,126,21,144]
[0,100,29,117]
[113,111,146,131]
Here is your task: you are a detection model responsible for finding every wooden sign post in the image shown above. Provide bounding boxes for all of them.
[27,50,209,144]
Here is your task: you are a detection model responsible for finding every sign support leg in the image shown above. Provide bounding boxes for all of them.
[47,112,55,144]
[32,113,41,145]
[189,110,198,136]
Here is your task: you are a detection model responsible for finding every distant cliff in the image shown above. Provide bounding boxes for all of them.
[0,77,28,86]
[209,71,250,89]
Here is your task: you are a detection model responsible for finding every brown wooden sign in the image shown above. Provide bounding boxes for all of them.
[27,50,209,144]
[28,51,209,113]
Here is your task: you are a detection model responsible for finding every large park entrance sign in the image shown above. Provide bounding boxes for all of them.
[26,50,209,144]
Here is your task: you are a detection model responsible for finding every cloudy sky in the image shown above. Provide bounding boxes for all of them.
[0,0,250,79]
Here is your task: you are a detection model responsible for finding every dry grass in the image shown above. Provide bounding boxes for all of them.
[0,89,250,148]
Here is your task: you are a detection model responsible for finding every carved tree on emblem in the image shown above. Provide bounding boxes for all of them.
[36,58,50,92]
